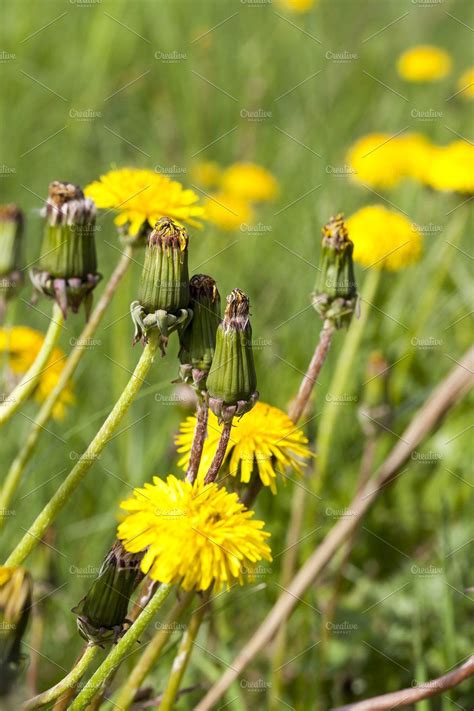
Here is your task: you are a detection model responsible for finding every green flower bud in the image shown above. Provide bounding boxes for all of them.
[313,214,357,329]
[139,217,189,314]
[0,566,32,696]
[0,205,23,304]
[179,274,221,390]
[30,181,101,319]
[72,541,144,646]
[206,288,259,422]
[131,217,192,350]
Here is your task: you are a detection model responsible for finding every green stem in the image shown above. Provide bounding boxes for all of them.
[0,302,64,426]
[22,645,99,710]
[317,268,381,481]
[0,247,133,525]
[113,590,195,710]
[4,330,161,567]
[159,593,210,711]
[0,246,133,528]
[69,584,173,711]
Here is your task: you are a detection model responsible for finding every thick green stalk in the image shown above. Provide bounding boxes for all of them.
[4,330,160,567]
[22,645,100,710]
[159,594,209,711]
[112,590,195,710]
[69,584,173,711]
[0,247,133,524]
[0,302,64,426]
[317,268,381,480]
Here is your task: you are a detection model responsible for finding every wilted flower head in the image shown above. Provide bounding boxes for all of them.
[397,45,452,82]
[176,402,312,494]
[85,168,204,238]
[221,163,278,202]
[118,475,272,592]
[346,205,422,271]
[0,326,74,419]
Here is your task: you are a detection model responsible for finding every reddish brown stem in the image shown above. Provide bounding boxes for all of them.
[204,420,232,484]
[186,396,209,484]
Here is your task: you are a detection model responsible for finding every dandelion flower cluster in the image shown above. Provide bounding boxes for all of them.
[347,205,422,271]
[176,402,312,494]
[0,326,74,419]
[397,45,452,82]
[85,168,204,236]
[118,475,272,592]
[456,67,474,99]
[346,133,431,189]
[192,161,278,230]
[423,141,474,194]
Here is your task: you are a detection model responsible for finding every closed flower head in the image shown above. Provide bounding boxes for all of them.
[176,401,312,494]
[206,289,258,422]
[30,181,101,319]
[179,274,221,389]
[347,205,422,271]
[118,475,272,592]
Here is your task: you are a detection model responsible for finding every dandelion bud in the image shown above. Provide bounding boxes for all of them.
[0,205,23,305]
[206,288,258,422]
[72,541,144,645]
[131,217,192,349]
[0,566,32,696]
[179,274,221,389]
[313,213,357,329]
[30,181,101,318]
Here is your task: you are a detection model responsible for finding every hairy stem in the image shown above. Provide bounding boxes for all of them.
[22,645,99,710]
[204,420,232,484]
[0,247,133,524]
[0,302,64,426]
[4,330,161,567]
[186,395,209,484]
[69,584,173,711]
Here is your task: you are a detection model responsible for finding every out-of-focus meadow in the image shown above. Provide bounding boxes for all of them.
[0,0,472,708]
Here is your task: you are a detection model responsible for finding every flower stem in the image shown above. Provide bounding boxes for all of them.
[186,395,209,483]
[112,590,195,710]
[0,302,64,426]
[204,420,232,484]
[22,644,99,710]
[69,584,173,711]
[4,330,161,567]
[0,247,133,525]
[159,593,210,711]
[317,268,381,481]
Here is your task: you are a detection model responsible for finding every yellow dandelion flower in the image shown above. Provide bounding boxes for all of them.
[205,192,254,231]
[346,132,432,189]
[118,475,272,592]
[456,67,474,99]
[346,205,422,271]
[190,161,222,188]
[176,402,312,494]
[85,168,205,236]
[397,45,452,83]
[0,326,74,419]
[276,0,317,12]
[422,141,474,194]
[221,162,279,202]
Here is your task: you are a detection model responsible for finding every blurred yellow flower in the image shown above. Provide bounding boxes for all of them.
[0,326,74,419]
[347,132,432,188]
[118,475,272,592]
[422,141,474,194]
[176,402,312,494]
[347,205,422,271]
[221,162,279,202]
[277,0,317,12]
[85,168,205,236]
[456,67,474,99]
[190,161,222,188]
[397,45,452,82]
[205,192,254,231]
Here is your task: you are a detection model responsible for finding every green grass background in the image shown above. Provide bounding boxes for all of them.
[0,0,473,708]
